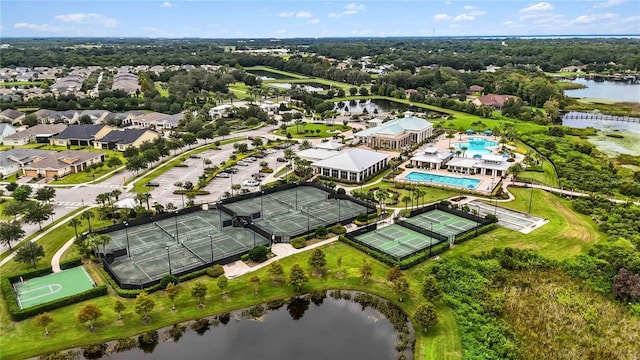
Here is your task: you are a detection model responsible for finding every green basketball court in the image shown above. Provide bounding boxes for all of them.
[13,266,96,309]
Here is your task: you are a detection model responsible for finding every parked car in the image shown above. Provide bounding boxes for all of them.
[243,179,260,186]
[189,155,201,159]
[237,161,249,166]
[247,136,255,141]
[253,153,265,158]
[264,148,276,154]
[276,157,287,162]
[252,173,265,179]
[216,173,230,178]
[223,167,238,173]
[145,181,160,187]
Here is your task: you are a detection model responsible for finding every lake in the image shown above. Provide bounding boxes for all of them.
[334,99,448,117]
[563,78,640,103]
[93,296,399,360]
[246,70,296,80]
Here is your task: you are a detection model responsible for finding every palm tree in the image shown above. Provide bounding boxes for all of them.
[136,192,152,211]
[401,195,412,210]
[461,146,468,157]
[68,217,82,239]
[508,163,524,181]
[446,132,456,148]
[82,210,94,232]
[374,189,390,213]
[414,188,426,208]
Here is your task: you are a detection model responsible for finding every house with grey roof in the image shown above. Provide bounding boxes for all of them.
[79,110,111,124]
[94,128,160,151]
[0,123,17,144]
[312,148,389,183]
[22,150,105,179]
[50,125,115,147]
[0,109,25,124]
[3,123,67,145]
[0,149,56,177]
[353,111,433,150]
[34,109,79,124]
[126,112,183,129]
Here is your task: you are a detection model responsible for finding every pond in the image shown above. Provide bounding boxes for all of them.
[91,296,401,360]
[270,83,324,92]
[563,78,640,103]
[246,70,296,80]
[333,99,448,117]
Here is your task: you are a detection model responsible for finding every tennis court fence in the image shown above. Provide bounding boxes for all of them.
[394,219,448,242]
[408,203,491,228]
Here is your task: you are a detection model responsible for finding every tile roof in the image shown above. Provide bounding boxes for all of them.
[0,109,24,120]
[52,125,108,140]
[25,150,104,170]
[4,123,67,139]
[0,149,56,167]
[96,129,153,145]
[354,116,433,137]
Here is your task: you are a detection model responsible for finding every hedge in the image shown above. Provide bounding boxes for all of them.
[100,266,209,298]
[59,257,82,270]
[290,237,307,249]
[454,224,497,244]
[2,273,108,321]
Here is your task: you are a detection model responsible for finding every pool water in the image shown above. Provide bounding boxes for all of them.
[454,137,498,157]
[405,171,480,189]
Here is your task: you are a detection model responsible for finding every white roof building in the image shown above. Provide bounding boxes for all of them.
[314,140,344,151]
[446,154,511,177]
[410,146,454,169]
[312,148,389,183]
[354,111,433,150]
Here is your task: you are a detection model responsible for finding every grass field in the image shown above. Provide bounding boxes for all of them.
[359,181,461,208]
[274,123,350,138]
[0,202,12,221]
[244,66,309,79]
[0,182,609,359]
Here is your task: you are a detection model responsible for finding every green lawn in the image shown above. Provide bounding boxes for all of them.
[275,123,351,138]
[0,202,11,221]
[0,81,44,87]
[155,83,169,97]
[358,181,461,208]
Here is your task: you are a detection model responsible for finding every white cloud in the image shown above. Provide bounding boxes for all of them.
[624,15,640,23]
[279,11,312,18]
[14,22,63,32]
[593,0,626,9]
[463,5,476,10]
[55,13,118,27]
[308,18,320,24]
[572,13,617,24]
[276,30,287,35]
[161,2,174,7]
[328,3,365,18]
[454,14,476,21]
[434,13,452,21]
[520,2,553,13]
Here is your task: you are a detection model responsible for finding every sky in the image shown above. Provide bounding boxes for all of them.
[1,0,639,38]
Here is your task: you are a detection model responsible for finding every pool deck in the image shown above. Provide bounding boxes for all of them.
[397,133,525,193]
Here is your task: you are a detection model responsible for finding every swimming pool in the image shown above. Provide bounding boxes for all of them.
[405,171,481,189]
[454,137,498,157]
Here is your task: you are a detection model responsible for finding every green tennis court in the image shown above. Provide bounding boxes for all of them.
[403,209,478,238]
[355,224,442,260]
[13,267,95,309]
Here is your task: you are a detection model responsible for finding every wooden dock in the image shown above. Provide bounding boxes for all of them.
[562,111,640,123]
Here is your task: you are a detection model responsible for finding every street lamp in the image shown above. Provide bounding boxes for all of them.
[165,246,172,275]
[295,183,298,210]
[260,190,264,218]
[209,234,214,264]
[306,207,310,239]
[337,198,341,224]
[360,167,365,193]
[124,222,131,258]
[252,222,256,247]
[174,210,179,244]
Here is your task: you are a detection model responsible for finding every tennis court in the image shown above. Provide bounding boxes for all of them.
[102,209,269,288]
[355,224,442,260]
[467,200,546,234]
[12,267,95,309]
[402,209,478,238]
[224,186,370,241]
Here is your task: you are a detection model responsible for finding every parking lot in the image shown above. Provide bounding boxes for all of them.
[148,142,290,207]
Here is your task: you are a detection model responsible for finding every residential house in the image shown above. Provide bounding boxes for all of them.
[0,109,25,124]
[209,104,233,119]
[445,154,511,177]
[0,123,17,144]
[467,85,485,95]
[410,146,454,169]
[471,94,518,109]
[0,149,56,177]
[3,123,67,145]
[79,110,111,124]
[94,129,159,151]
[33,109,79,124]
[312,148,389,183]
[22,150,105,179]
[50,125,114,147]
[353,111,434,150]
[127,112,183,129]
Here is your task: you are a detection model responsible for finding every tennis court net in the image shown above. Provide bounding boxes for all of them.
[154,222,175,240]
[180,240,206,264]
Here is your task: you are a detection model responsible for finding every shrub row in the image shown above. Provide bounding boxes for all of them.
[2,275,107,321]
[290,237,307,249]
[101,266,208,298]
[454,224,497,244]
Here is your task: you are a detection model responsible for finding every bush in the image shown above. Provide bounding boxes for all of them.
[331,224,346,234]
[337,188,346,195]
[159,275,179,289]
[248,246,269,263]
[485,214,498,223]
[315,226,328,239]
[206,264,224,278]
[241,254,250,262]
[113,337,137,352]
[356,213,368,222]
[290,237,307,249]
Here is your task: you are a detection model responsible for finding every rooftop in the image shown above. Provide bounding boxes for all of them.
[312,148,389,172]
[354,115,433,138]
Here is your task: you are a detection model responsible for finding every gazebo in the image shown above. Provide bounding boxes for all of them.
[484,129,493,135]
[466,129,474,134]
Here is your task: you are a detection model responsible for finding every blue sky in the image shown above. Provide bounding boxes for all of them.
[1,1,639,38]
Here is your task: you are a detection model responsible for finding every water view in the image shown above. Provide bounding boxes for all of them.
[563,78,640,103]
[562,113,640,156]
[454,138,498,157]
[405,171,481,189]
[96,297,398,360]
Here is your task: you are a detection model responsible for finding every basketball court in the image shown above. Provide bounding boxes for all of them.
[12,266,95,309]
